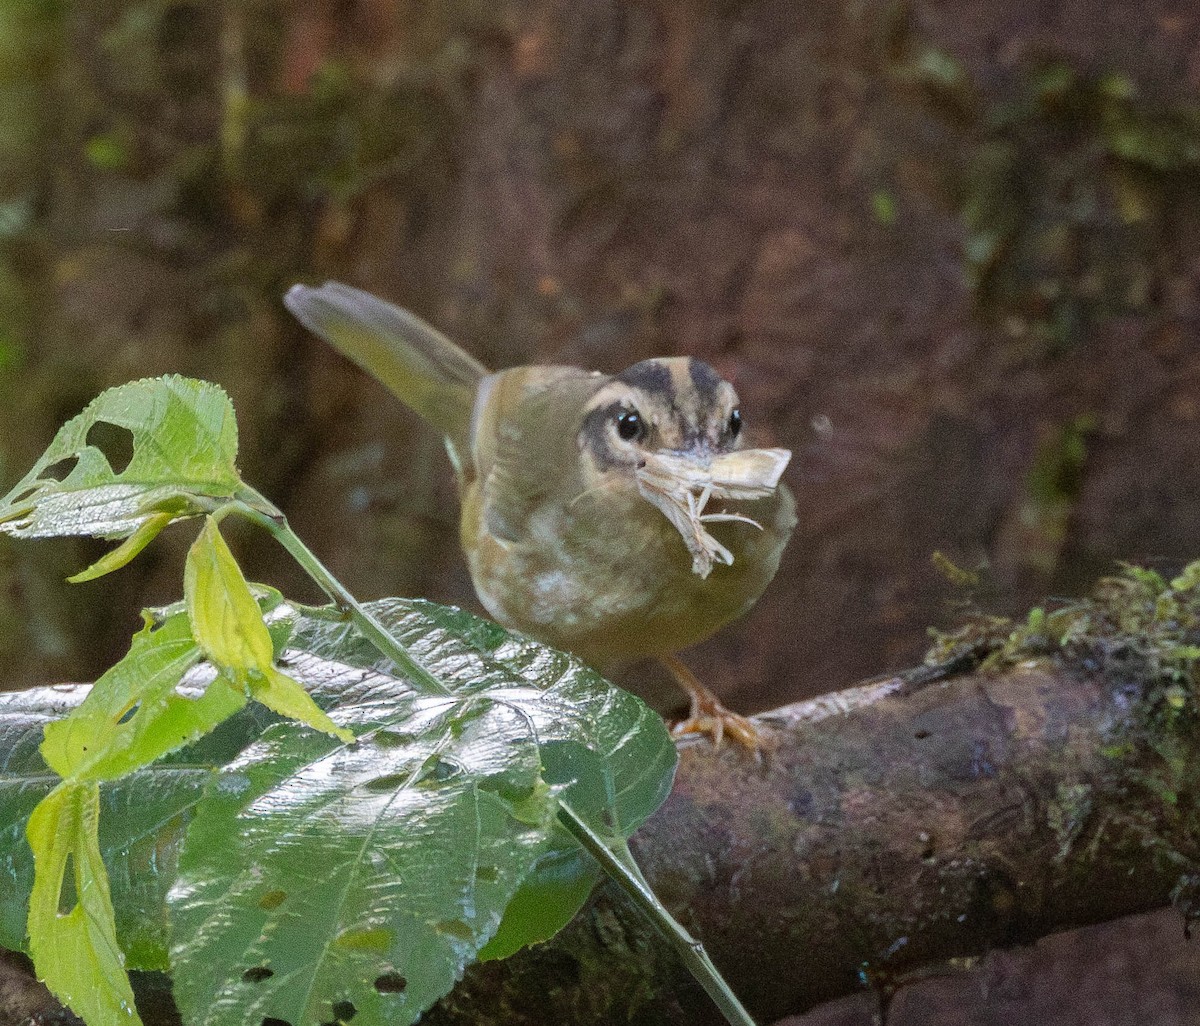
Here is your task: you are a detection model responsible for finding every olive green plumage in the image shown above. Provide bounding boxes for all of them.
[285,282,795,669]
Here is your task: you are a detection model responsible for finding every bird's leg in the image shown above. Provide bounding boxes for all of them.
[659,654,758,750]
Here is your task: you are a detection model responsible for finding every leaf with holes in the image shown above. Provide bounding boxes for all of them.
[0,598,676,1025]
[20,613,225,1020]
[0,588,303,970]
[169,599,676,1026]
[26,781,144,1026]
[0,678,300,969]
[38,610,244,784]
[290,599,677,961]
[0,376,241,557]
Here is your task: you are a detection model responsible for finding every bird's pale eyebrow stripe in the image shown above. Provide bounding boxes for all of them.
[616,359,674,397]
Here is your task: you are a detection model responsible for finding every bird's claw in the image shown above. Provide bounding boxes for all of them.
[670,686,759,753]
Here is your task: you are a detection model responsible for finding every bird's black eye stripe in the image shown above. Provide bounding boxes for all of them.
[728,408,742,437]
[616,409,645,441]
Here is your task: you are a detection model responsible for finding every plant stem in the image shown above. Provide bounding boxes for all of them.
[232,489,753,1023]
[230,490,451,696]
[556,803,757,1026]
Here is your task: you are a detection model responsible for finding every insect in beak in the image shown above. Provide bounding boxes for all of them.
[635,447,791,578]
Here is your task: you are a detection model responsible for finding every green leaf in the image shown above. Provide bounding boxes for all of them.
[293,599,677,834]
[478,844,599,961]
[250,664,353,741]
[27,781,143,1026]
[1,598,676,1025]
[39,612,219,782]
[185,518,353,743]
[0,376,240,542]
[68,510,174,583]
[0,687,76,954]
[185,518,275,675]
[0,589,314,967]
[168,685,556,1026]
[169,599,675,1026]
[0,682,291,967]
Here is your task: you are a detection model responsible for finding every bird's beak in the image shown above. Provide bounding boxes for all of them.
[635,447,791,577]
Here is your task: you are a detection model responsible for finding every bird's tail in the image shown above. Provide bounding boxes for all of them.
[285,281,487,466]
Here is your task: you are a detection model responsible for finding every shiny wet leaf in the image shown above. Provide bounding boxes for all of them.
[170,599,675,1026]
[0,598,676,1026]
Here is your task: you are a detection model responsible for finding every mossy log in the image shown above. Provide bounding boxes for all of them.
[4,568,1200,1026]
[432,635,1198,1022]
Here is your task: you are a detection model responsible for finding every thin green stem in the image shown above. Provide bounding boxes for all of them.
[229,489,450,696]
[229,489,752,1022]
[556,804,757,1026]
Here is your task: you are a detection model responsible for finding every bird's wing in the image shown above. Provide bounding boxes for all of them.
[285,281,487,471]
[472,367,605,542]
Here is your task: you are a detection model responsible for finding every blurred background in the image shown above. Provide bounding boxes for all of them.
[2,1,1200,1023]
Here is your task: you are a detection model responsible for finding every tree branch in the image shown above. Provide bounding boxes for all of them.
[429,588,1200,1024]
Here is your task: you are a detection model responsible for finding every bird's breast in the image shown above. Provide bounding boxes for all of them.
[460,475,795,665]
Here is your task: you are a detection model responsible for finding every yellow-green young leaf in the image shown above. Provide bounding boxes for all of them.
[185,518,352,743]
[40,612,206,781]
[27,782,143,1026]
[253,667,354,743]
[185,517,275,673]
[68,511,174,584]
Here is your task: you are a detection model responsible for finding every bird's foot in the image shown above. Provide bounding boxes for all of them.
[660,655,759,751]
[671,694,759,750]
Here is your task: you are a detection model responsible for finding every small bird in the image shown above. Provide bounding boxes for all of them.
[285,282,796,746]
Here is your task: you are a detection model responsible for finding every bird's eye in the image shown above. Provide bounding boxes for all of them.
[728,408,742,438]
[616,410,645,442]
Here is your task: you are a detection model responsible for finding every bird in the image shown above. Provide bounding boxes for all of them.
[285,281,796,747]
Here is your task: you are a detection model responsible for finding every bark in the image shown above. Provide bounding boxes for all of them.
[7,573,1200,1025]
[429,646,1198,1024]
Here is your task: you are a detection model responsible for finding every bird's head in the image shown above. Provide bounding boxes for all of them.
[576,357,789,578]
[577,357,744,472]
